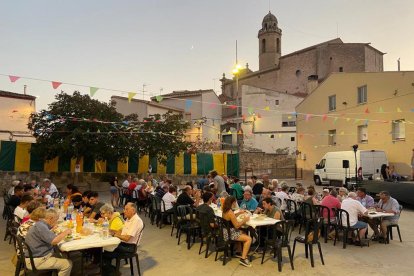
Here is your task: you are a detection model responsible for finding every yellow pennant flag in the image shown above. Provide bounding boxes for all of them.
[128,92,137,103]
[264,106,270,111]
[397,107,402,113]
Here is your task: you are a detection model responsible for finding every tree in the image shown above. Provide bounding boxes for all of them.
[28,91,190,165]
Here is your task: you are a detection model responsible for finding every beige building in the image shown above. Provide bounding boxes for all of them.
[0,90,36,142]
[219,11,384,151]
[237,85,303,153]
[151,90,222,144]
[296,71,414,181]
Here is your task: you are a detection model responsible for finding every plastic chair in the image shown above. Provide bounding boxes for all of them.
[214,216,237,266]
[261,220,295,272]
[285,199,300,225]
[292,218,325,267]
[333,208,365,248]
[313,205,336,243]
[197,210,217,258]
[14,234,57,275]
[298,202,314,234]
[176,205,200,250]
[387,205,403,243]
[115,224,145,276]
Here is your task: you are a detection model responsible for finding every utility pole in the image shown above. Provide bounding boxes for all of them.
[142,84,147,100]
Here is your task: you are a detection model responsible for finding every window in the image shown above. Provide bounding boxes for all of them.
[295,70,301,77]
[357,85,367,104]
[328,95,336,111]
[270,134,275,138]
[275,100,279,105]
[358,125,368,143]
[282,114,296,127]
[291,137,295,142]
[339,67,343,72]
[392,119,405,141]
[328,129,336,146]
[262,39,266,53]
[276,38,280,53]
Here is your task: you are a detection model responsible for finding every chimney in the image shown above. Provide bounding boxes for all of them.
[24,85,27,95]
[306,75,319,94]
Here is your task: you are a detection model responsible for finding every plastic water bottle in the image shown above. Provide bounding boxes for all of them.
[59,197,65,209]
[217,197,221,209]
[67,203,74,220]
[102,218,109,239]
[49,198,54,209]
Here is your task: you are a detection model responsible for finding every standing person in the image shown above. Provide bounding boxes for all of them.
[25,209,73,276]
[196,175,208,190]
[210,170,226,196]
[231,178,244,203]
[222,196,252,267]
[109,176,120,207]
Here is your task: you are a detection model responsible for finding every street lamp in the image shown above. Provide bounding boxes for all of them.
[232,64,242,144]
[352,144,359,183]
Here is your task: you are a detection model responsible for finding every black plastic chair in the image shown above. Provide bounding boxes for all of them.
[261,220,295,272]
[314,205,336,243]
[214,216,237,266]
[334,208,364,248]
[176,205,200,250]
[285,199,300,225]
[14,234,57,275]
[292,218,325,267]
[151,196,167,229]
[115,224,145,276]
[298,202,314,234]
[387,205,403,243]
[197,210,217,258]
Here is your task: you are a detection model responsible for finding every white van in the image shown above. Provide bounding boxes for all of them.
[313,150,388,185]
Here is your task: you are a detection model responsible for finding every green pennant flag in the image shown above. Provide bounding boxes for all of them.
[378,106,384,113]
[248,107,254,115]
[155,95,163,102]
[90,87,99,97]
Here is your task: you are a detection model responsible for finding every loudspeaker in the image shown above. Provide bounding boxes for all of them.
[342,160,349,169]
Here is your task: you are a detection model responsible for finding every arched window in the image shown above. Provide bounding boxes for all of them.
[276,38,280,54]
[262,39,266,53]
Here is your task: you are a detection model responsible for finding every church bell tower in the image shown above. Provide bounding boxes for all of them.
[258,11,282,70]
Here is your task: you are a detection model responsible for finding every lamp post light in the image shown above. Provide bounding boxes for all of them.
[232,64,242,177]
[352,144,359,183]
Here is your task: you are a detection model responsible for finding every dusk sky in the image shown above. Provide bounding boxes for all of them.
[1,0,413,111]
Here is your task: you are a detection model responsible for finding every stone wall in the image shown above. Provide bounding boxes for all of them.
[239,152,297,179]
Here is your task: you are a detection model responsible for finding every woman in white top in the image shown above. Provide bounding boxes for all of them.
[162,186,177,211]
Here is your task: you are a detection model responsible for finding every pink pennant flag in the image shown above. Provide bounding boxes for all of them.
[305,114,312,121]
[9,75,20,83]
[322,114,327,121]
[257,113,262,119]
[229,105,237,110]
[52,81,62,89]
[365,108,370,114]
[209,102,217,108]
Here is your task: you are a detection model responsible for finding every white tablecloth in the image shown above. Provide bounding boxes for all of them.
[59,234,121,252]
[366,212,395,219]
[212,207,279,228]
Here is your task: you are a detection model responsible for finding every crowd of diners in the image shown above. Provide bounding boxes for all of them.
[5,178,144,275]
[4,171,402,272]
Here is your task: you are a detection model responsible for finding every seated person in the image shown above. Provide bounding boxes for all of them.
[155,184,168,199]
[291,187,305,203]
[42,178,58,198]
[88,192,105,220]
[222,196,252,267]
[321,189,341,222]
[81,190,92,215]
[239,190,258,212]
[368,191,400,242]
[274,183,291,211]
[337,187,348,202]
[8,185,24,208]
[162,186,177,213]
[341,192,369,245]
[25,209,72,276]
[388,165,401,180]
[196,192,216,229]
[66,184,82,202]
[71,195,83,210]
[103,203,143,264]
[14,194,33,221]
[176,186,201,207]
[304,188,320,206]
[17,206,46,255]
[261,198,283,220]
[356,187,375,208]
[21,200,43,224]
[99,204,124,231]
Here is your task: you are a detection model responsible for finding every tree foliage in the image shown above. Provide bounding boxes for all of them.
[28,91,190,164]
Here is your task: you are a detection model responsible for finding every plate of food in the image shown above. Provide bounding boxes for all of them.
[64,234,73,242]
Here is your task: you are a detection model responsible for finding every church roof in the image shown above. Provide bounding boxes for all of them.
[154,89,215,99]
[281,38,343,59]
[262,12,277,24]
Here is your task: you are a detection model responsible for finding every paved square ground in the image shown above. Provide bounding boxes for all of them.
[1,190,413,276]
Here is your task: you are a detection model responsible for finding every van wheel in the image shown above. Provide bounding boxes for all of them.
[314,176,322,186]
